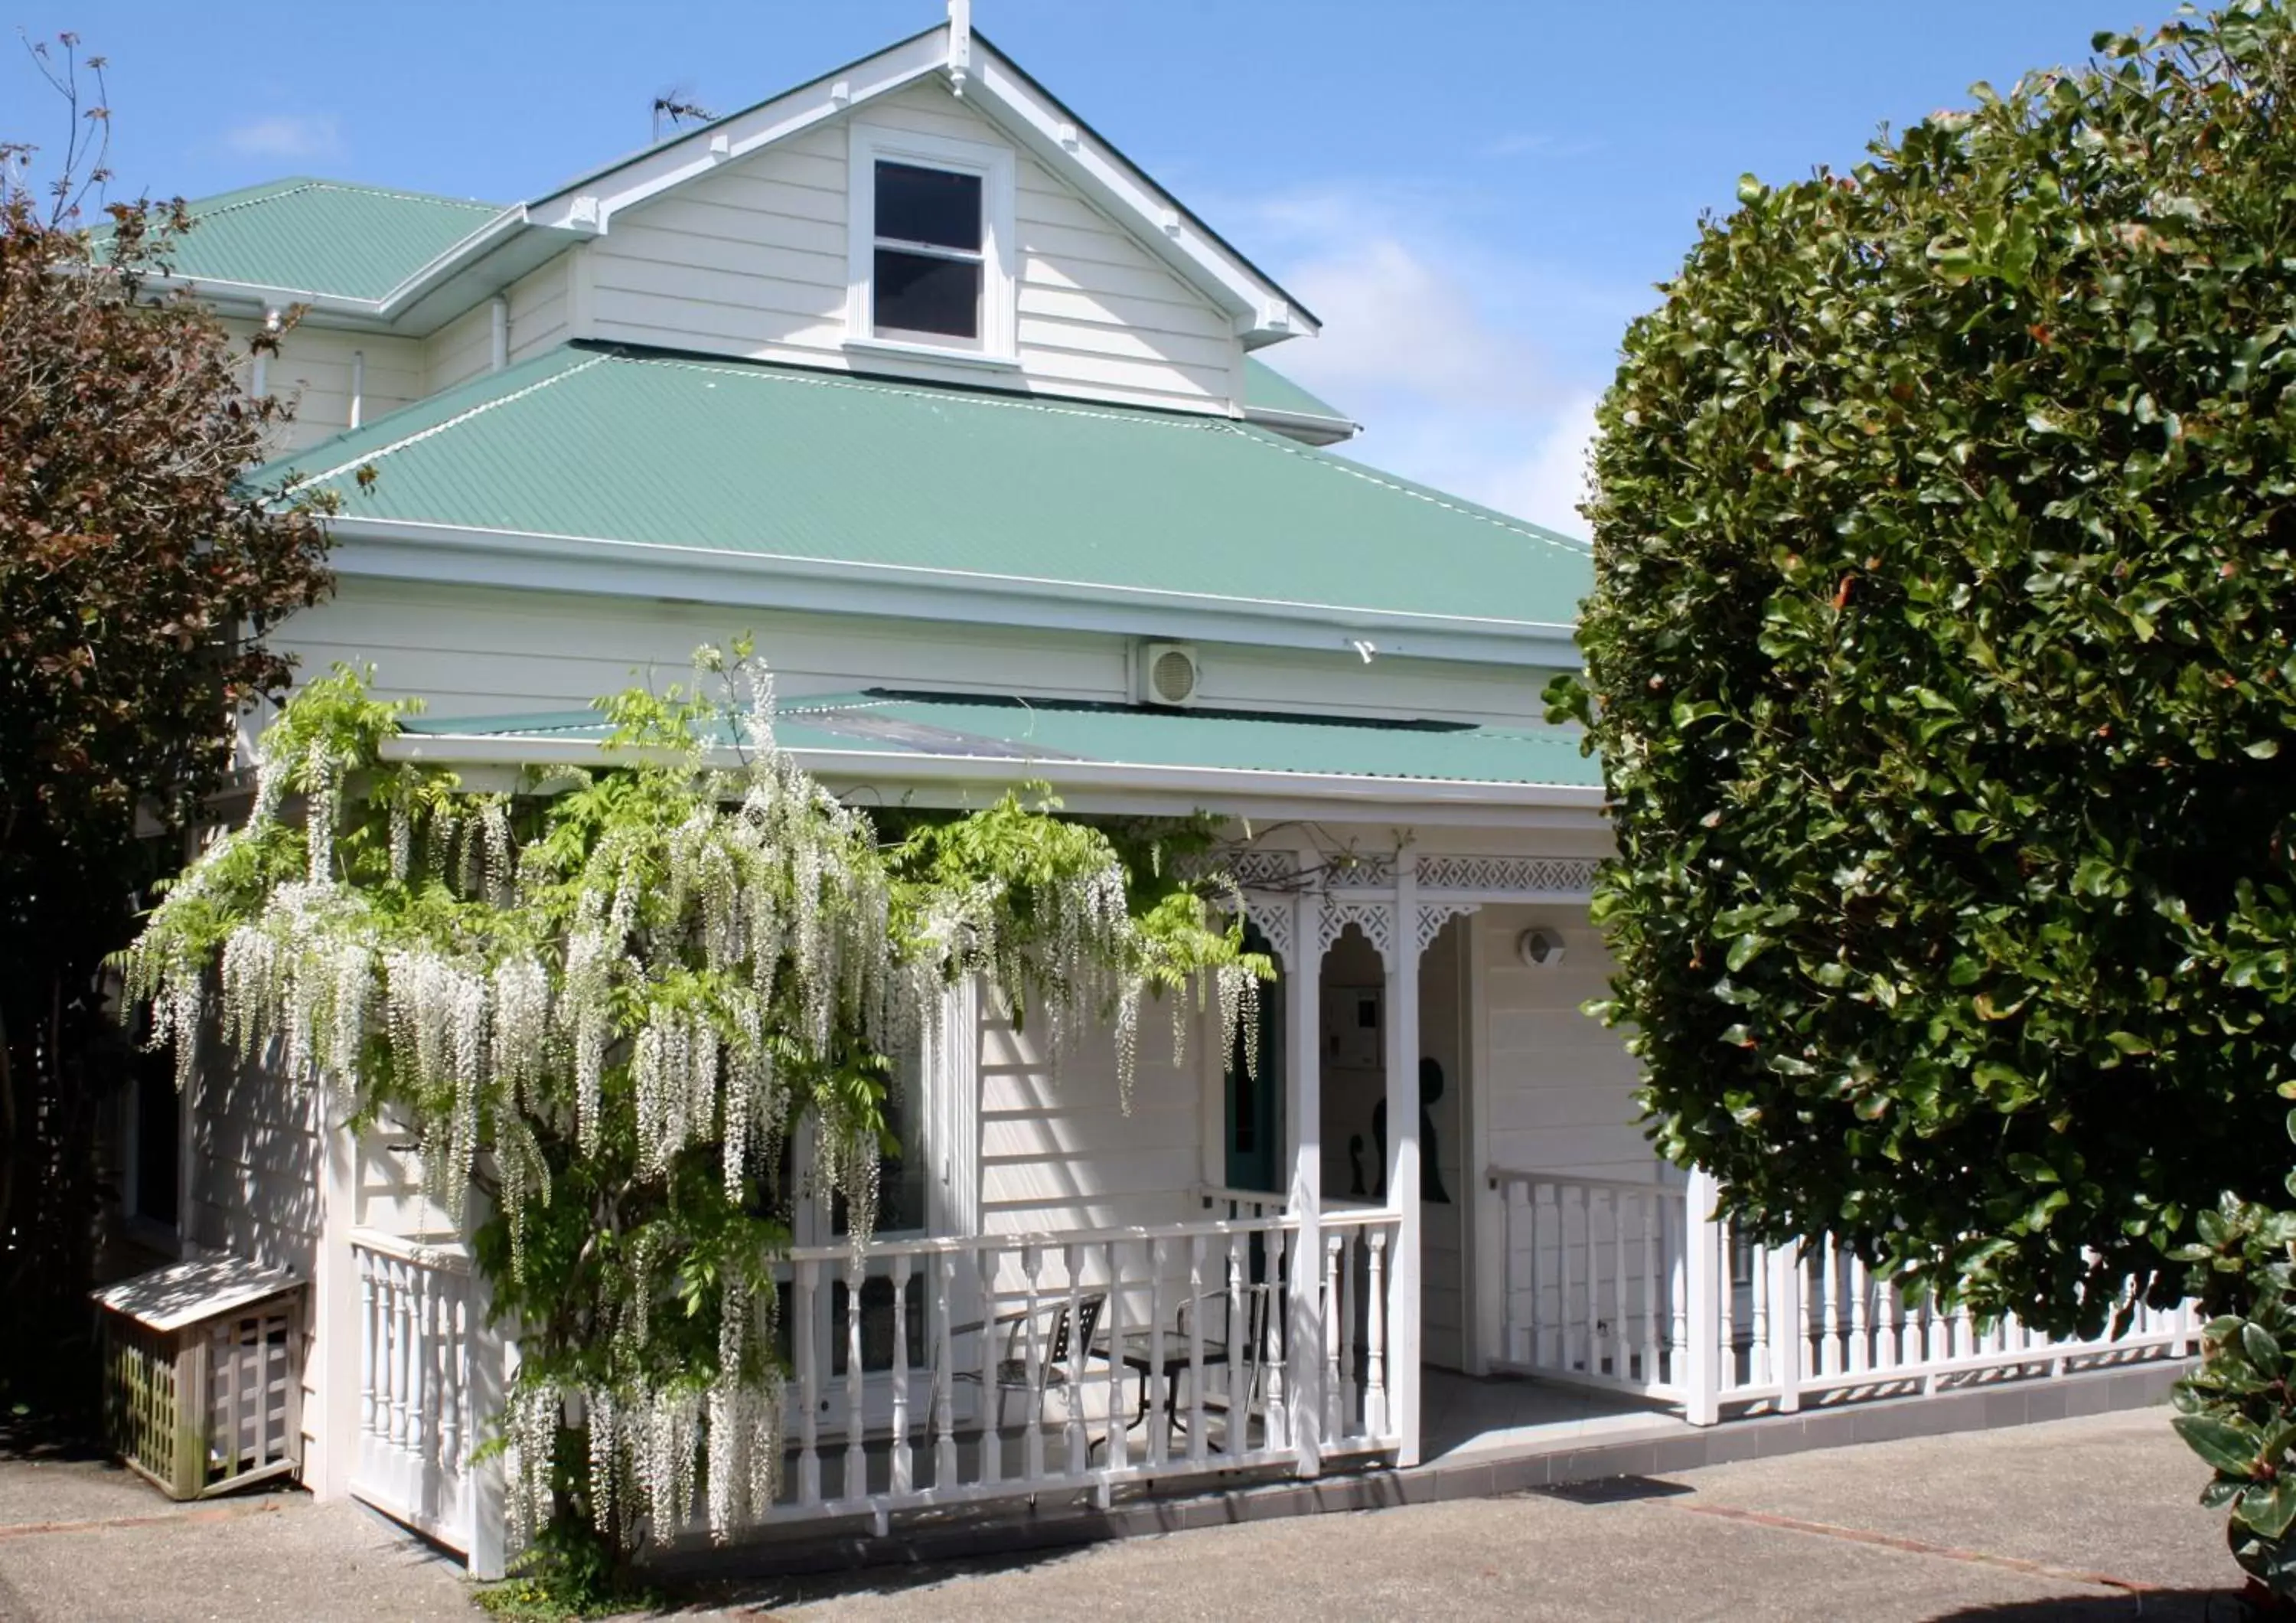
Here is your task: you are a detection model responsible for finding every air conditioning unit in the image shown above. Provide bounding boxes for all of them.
[1137,642,1201,707]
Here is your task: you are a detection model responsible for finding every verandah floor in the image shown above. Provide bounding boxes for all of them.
[1420,1367,1690,1463]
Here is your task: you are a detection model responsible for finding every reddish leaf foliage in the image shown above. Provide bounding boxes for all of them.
[0,185,333,860]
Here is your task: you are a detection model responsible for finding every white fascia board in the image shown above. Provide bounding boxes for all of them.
[964,48,1309,341]
[514,26,1306,345]
[377,730,1603,821]
[324,515,1580,670]
[524,32,947,232]
[367,205,535,315]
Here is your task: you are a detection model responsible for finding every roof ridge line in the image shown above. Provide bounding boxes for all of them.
[192,179,324,222]
[304,179,503,211]
[288,353,612,495]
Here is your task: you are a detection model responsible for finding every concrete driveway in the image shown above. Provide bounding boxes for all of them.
[0,1407,2244,1621]
[715,1408,2236,1622]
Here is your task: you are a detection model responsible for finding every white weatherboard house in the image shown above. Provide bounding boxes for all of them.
[128,5,2197,1572]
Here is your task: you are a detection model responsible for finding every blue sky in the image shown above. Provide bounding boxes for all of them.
[8,1,2147,534]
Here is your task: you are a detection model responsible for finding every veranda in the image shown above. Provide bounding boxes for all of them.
[331,845,2197,1572]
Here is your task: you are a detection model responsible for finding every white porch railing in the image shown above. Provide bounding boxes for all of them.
[753,1204,1404,1535]
[1492,1167,2200,1424]
[349,1231,482,1553]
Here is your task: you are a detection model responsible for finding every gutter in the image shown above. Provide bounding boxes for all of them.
[379,729,1605,811]
[1241,405,1360,446]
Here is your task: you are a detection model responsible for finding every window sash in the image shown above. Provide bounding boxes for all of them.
[848,122,1016,360]
[872,235,983,264]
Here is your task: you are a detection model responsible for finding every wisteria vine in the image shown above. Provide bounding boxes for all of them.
[121,649,1267,1566]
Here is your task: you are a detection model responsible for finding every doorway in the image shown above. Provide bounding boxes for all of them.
[1312,918,1473,1373]
[1223,924,1285,1194]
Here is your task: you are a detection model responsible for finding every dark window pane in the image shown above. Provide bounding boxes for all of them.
[873,248,980,339]
[134,1043,178,1227]
[876,162,980,250]
[833,1079,927,1236]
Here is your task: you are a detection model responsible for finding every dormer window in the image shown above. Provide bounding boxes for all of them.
[846,123,1016,366]
[873,162,982,340]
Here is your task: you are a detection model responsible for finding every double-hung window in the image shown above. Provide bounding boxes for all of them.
[847,124,1016,364]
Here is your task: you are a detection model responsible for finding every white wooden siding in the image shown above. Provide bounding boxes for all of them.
[220,319,425,454]
[276,579,1560,728]
[429,255,579,390]
[1475,906,1652,1182]
[585,81,1244,415]
[506,253,573,364]
[272,580,1129,718]
[186,1050,328,1470]
[423,299,495,395]
[978,995,1207,1237]
[188,1051,325,1268]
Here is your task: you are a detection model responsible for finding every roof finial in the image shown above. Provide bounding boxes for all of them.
[947,0,973,97]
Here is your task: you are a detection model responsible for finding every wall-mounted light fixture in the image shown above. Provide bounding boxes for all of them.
[1517,927,1566,969]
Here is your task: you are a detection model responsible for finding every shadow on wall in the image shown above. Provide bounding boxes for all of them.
[189,1040,325,1274]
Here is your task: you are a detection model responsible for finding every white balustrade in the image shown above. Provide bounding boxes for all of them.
[1490,1167,2199,1425]
[1492,1170,1689,1401]
[739,1204,1401,1534]
[350,1232,481,1555]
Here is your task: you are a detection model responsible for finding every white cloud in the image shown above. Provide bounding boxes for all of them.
[223,115,342,161]
[1270,236,1551,410]
[1229,188,1638,540]
[1482,393,1600,538]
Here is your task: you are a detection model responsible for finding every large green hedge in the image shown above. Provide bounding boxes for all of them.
[1551,2,2296,1333]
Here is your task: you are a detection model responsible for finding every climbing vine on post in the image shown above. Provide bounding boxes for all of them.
[122,645,1266,1579]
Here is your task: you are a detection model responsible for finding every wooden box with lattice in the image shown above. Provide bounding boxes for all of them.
[95,1256,306,1500]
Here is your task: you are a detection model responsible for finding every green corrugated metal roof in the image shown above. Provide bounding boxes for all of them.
[398,689,1598,789]
[1243,358,1349,426]
[152,178,507,301]
[261,342,1591,628]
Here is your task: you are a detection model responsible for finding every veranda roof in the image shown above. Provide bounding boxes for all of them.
[258,342,1590,635]
[391,689,1601,798]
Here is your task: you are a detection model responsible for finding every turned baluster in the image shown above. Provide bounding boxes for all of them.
[1021,1244,1045,1484]
[795,1259,820,1505]
[1064,1242,1088,1478]
[890,1251,913,1497]
[843,1252,866,1504]
[1365,1228,1389,1438]
[977,1246,1001,1487]
[932,1251,957,1489]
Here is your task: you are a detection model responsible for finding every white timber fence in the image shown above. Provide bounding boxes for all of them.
[348,1231,509,1573]
[1491,1166,2200,1425]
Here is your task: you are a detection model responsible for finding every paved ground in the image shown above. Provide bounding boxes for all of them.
[0,1408,2247,1621]
[0,1442,471,1622]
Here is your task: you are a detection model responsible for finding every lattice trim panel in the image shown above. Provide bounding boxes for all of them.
[1325,854,1397,890]
[1416,855,1600,898]
[1243,895,1296,968]
[1417,901,1482,954]
[1320,899,1397,968]
[1229,849,1298,890]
